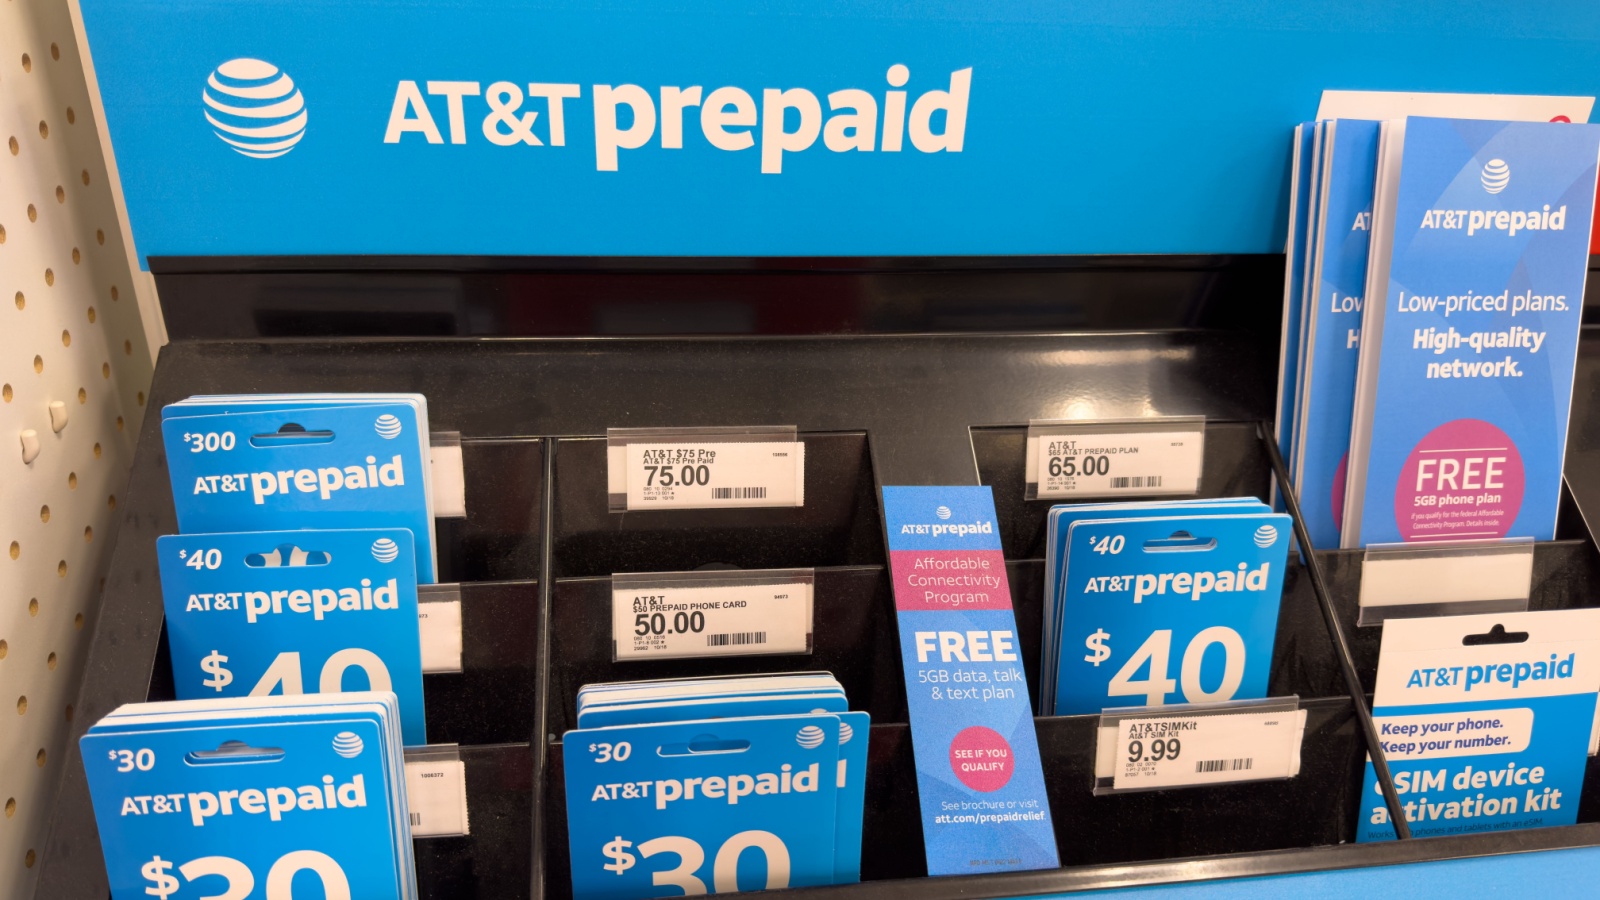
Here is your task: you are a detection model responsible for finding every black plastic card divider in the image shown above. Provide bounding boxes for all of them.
[38,322,1600,899]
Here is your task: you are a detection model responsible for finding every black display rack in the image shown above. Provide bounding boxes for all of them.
[37,257,1600,899]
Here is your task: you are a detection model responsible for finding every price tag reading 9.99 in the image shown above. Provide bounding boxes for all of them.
[1110,710,1304,791]
[1125,736,1180,764]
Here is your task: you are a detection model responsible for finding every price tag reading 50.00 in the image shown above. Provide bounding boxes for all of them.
[611,574,814,662]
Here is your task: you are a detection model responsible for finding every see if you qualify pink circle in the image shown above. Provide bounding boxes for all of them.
[949,726,1014,792]
[1393,418,1525,542]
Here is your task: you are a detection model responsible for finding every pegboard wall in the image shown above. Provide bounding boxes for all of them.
[0,1,156,897]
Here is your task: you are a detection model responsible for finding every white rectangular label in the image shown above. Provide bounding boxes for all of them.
[429,440,467,519]
[1030,430,1202,498]
[612,580,812,660]
[611,441,804,510]
[1097,709,1306,790]
[404,757,469,837]
[418,598,463,674]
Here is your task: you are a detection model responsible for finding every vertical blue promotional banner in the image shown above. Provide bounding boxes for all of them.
[74,1,1600,262]
[882,486,1058,876]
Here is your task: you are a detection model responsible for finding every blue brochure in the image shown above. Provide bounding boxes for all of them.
[1359,610,1600,841]
[564,714,843,899]
[1273,123,1312,474]
[156,528,427,745]
[1296,119,1380,549]
[1345,117,1600,547]
[1052,512,1291,716]
[1274,122,1317,475]
[81,692,415,900]
[163,400,436,582]
[883,486,1058,876]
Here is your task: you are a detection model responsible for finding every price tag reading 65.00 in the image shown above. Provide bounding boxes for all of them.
[1036,431,1202,499]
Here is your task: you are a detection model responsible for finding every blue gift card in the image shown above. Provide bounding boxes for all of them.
[1041,499,1268,711]
[564,714,842,899]
[163,401,436,582]
[576,688,868,884]
[156,528,427,745]
[1053,512,1290,716]
[81,693,415,900]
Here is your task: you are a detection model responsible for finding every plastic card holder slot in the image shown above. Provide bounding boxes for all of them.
[1357,538,1534,627]
[611,568,815,662]
[417,584,463,674]
[429,431,467,519]
[1093,696,1306,795]
[605,425,803,512]
[1024,416,1206,500]
[404,743,470,838]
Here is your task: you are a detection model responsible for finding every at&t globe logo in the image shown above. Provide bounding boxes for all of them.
[202,58,307,158]
[1480,159,1510,194]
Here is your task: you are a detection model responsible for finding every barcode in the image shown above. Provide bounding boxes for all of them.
[410,812,422,826]
[708,631,767,647]
[1110,476,1163,489]
[714,487,768,499]
[1195,758,1253,773]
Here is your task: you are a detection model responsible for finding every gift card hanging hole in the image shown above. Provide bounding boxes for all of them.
[184,740,286,766]
[245,544,332,567]
[250,422,336,448]
[657,736,753,757]
[1462,623,1530,646]
[1143,531,1218,553]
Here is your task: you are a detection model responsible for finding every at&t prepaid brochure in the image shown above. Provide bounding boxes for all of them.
[81,692,415,900]
[162,394,438,582]
[882,486,1059,876]
[1344,117,1600,547]
[156,528,427,746]
[1295,119,1380,549]
[1359,609,1600,841]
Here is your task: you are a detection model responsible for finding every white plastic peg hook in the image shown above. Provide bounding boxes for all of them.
[20,428,41,464]
[48,400,68,433]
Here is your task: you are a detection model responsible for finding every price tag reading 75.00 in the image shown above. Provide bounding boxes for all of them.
[621,442,805,510]
[1033,430,1202,499]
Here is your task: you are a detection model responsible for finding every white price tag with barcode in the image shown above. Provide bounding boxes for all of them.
[404,754,469,837]
[1027,427,1203,499]
[612,579,813,661]
[1097,709,1306,790]
[611,442,805,510]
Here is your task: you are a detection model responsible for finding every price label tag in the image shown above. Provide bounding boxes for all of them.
[429,431,467,519]
[612,577,813,661]
[1024,425,1203,496]
[405,750,470,837]
[418,594,463,674]
[1095,708,1306,791]
[609,441,806,510]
